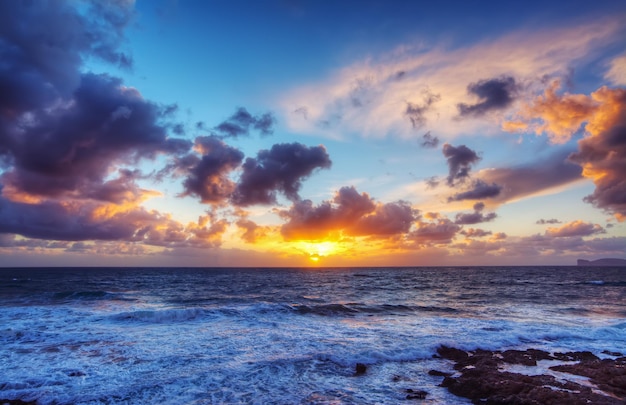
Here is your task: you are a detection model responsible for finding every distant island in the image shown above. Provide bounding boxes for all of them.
[577,258,626,266]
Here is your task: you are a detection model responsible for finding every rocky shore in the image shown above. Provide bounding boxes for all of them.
[432,346,626,404]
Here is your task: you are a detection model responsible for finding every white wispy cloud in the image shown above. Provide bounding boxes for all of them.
[279,17,623,141]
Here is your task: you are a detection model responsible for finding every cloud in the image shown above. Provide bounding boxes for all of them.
[408,218,461,245]
[545,220,605,238]
[457,76,518,117]
[448,179,502,201]
[231,143,332,206]
[460,228,492,238]
[280,17,623,140]
[236,218,270,244]
[0,1,133,107]
[405,89,441,129]
[503,80,598,143]
[421,131,440,148]
[536,218,561,224]
[0,195,154,242]
[605,54,626,85]
[473,149,583,205]
[568,87,626,221]
[214,107,276,138]
[0,1,190,207]
[442,143,481,186]
[279,186,418,241]
[279,186,376,241]
[178,136,244,204]
[454,202,497,225]
[346,200,416,237]
[0,73,191,201]
[506,83,626,220]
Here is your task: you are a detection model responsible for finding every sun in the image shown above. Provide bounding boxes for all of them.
[293,241,342,263]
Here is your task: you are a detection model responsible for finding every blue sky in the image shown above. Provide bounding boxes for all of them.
[1,0,625,266]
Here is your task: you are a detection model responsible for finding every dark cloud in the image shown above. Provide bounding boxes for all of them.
[179,136,244,204]
[545,220,605,238]
[448,179,502,201]
[454,202,497,225]
[214,107,276,138]
[0,1,190,208]
[442,143,481,186]
[0,73,191,200]
[457,76,518,117]
[409,218,461,245]
[232,143,332,206]
[460,228,492,238]
[280,186,375,240]
[347,201,416,237]
[0,0,134,109]
[0,195,176,242]
[477,149,583,204]
[536,218,562,225]
[421,131,440,148]
[279,186,418,241]
[405,90,441,129]
[568,88,626,221]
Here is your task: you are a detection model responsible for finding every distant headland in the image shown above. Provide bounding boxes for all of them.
[577,258,626,266]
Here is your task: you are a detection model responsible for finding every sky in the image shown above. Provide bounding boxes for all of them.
[1,0,625,267]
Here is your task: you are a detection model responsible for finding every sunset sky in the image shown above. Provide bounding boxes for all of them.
[1,0,625,267]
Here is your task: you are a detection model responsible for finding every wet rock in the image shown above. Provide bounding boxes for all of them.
[550,357,626,399]
[602,350,623,357]
[428,369,452,377]
[553,351,600,362]
[434,346,625,404]
[405,388,428,400]
[355,363,367,375]
[436,345,468,362]
[501,348,553,366]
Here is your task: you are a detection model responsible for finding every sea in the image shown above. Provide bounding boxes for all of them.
[1,266,625,404]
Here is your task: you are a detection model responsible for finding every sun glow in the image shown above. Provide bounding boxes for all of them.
[293,241,343,262]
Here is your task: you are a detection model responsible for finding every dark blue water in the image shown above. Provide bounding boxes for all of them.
[1,266,625,404]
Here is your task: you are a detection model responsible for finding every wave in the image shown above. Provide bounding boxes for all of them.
[51,290,134,301]
[286,303,459,316]
[584,280,626,287]
[110,307,207,323]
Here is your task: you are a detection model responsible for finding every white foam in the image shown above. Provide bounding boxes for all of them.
[1,283,625,404]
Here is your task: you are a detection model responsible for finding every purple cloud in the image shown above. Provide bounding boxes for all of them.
[448,179,502,201]
[179,136,245,204]
[458,76,518,117]
[232,143,332,206]
[442,143,481,186]
[454,202,497,225]
[214,107,276,138]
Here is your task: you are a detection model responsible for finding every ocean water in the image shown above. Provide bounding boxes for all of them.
[1,266,625,404]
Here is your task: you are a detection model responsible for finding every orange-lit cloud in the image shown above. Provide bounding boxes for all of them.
[279,186,417,241]
[508,83,626,220]
[545,220,605,238]
[504,80,598,143]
